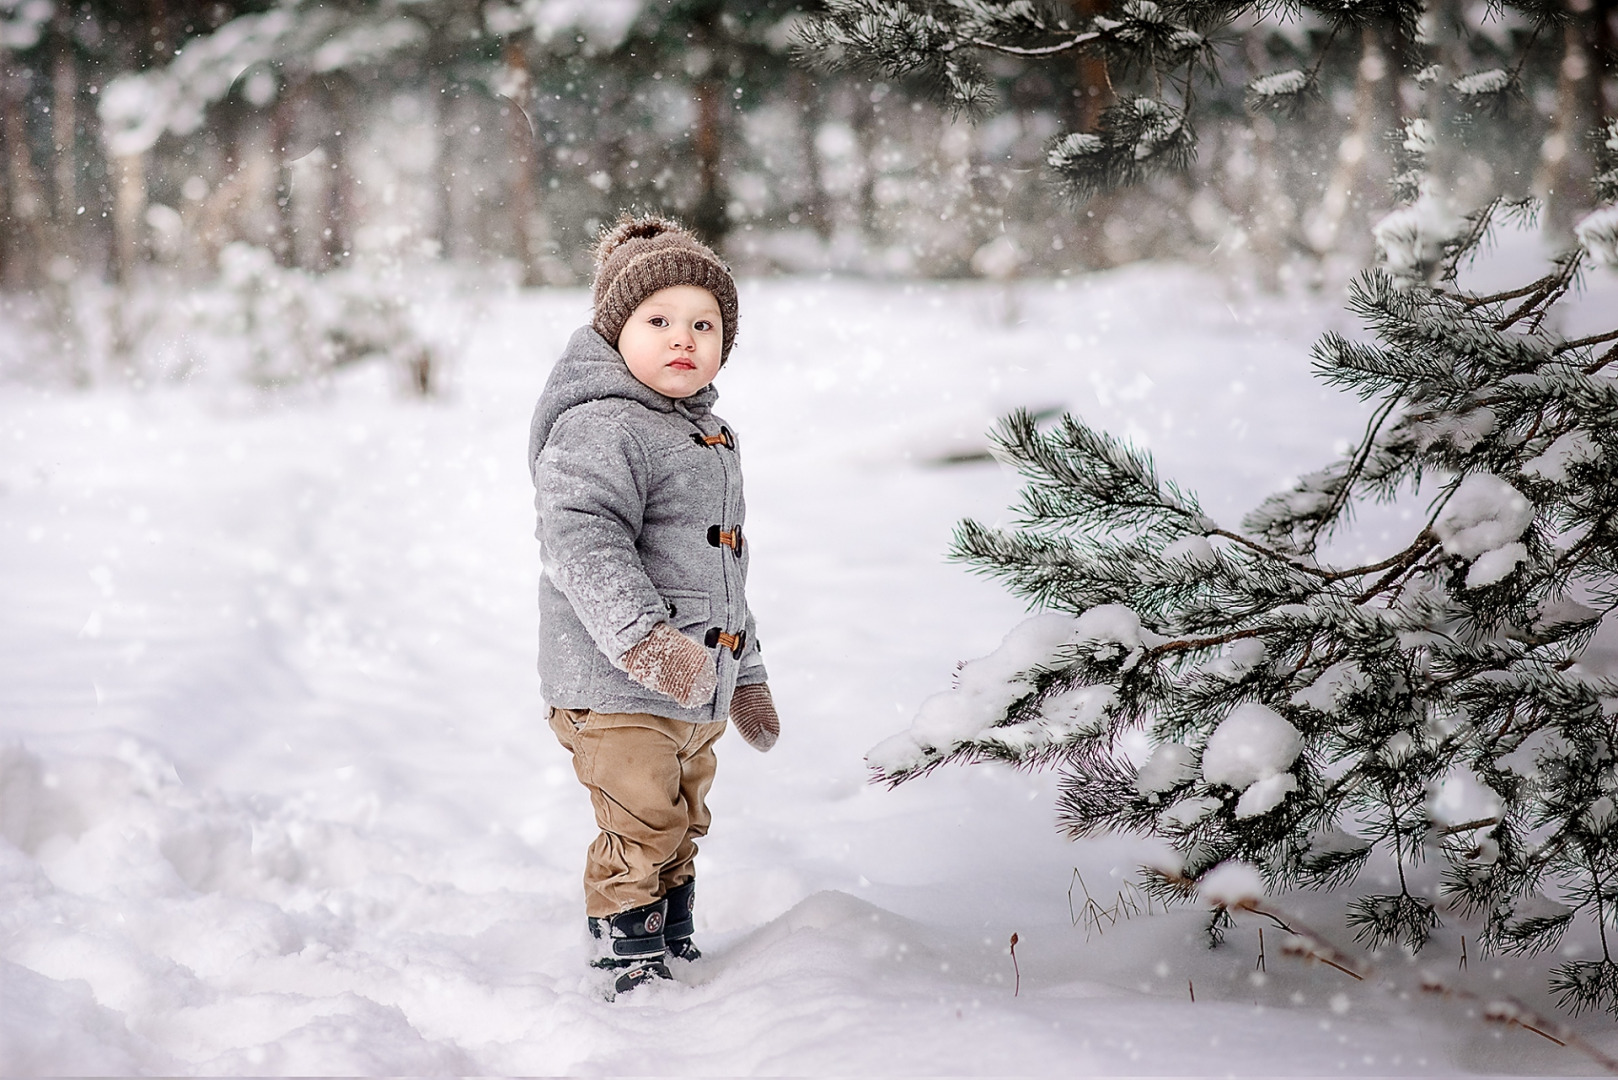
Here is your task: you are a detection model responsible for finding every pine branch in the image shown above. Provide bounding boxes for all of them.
[1554,329,1618,356]
[1494,251,1582,333]
[1351,532,1439,603]
[992,410,1214,539]
[967,30,1100,58]
[1441,197,1514,283]
[848,28,1618,1009]
[951,519,1156,613]
[1046,97,1196,202]
[1302,395,1404,556]
[1462,280,1550,309]
[1143,626,1270,660]
[1583,343,1618,376]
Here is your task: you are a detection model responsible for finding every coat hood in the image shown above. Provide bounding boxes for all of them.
[528,325,718,480]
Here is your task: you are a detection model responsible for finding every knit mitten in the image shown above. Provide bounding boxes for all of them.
[620,623,717,708]
[729,682,780,752]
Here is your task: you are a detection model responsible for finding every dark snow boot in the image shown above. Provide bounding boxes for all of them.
[663,879,701,962]
[588,899,672,995]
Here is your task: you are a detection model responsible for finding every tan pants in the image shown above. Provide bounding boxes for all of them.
[548,706,727,918]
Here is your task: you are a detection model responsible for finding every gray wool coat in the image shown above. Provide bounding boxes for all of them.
[528,325,766,724]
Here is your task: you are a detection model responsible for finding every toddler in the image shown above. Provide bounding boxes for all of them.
[527,215,780,996]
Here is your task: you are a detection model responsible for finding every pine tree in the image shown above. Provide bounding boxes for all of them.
[831,0,1618,1019]
[798,0,1219,200]
[868,155,1618,1012]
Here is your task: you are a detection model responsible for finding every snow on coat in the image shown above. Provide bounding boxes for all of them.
[528,325,766,724]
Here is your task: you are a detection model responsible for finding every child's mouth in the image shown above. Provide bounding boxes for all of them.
[670,360,696,370]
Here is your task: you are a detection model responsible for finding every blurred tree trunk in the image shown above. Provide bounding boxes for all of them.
[270,84,297,267]
[793,70,832,240]
[144,0,171,63]
[320,79,354,269]
[1240,33,1293,287]
[1305,24,1396,257]
[1048,2,1117,270]
[111,152,147,283]
[1068,0,1114,131]
[1247,115,1295,286]
[687,3,727,243]
[0,109,10,286]
[4,60,48,288]
[602,102,630,213]
[1533,15,1604,234]
[502,38,540,285]
[86,79,115,283]
[212,107,281,265]
[691,78,727,242]
[195,106,245,263]
[52,14,78,268]
[433,75,456,259]
[851,85,880,242]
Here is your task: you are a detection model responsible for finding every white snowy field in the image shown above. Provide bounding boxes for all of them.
[2,260,1616,1075]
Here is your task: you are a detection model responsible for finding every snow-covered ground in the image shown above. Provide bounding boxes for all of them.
[3,262,1615,1074]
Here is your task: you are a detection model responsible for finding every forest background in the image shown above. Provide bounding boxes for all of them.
[1,0,1610,393]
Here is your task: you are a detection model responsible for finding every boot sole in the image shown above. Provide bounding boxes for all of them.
[614,960,673,996]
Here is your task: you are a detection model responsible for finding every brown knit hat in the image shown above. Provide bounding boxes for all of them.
[591,214,739,364]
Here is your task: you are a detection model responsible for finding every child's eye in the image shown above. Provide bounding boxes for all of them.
[694,320,713,332]
[649,316,669,328]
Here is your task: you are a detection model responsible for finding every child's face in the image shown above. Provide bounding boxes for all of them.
[616,285,724,399]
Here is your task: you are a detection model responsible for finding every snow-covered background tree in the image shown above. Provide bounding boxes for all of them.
[854,2,1618,1016]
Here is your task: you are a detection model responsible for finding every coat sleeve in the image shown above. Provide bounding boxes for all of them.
[735,434,768,688]
[736,602,768,686]
[534,406,667,664]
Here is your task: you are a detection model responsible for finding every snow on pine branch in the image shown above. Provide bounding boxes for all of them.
[1240,459,1357,555]
[866,607,1160,780]
[1373,187,1465,284]
[954,515,1330,642]
[799,0,1189,75]
[1522,430,1602,486]
[1087,1,1206,61]
[1576,205,1618,269]
[1451,67,1515,112]
[1046,97,1194,202]
[793,0,958,71]
[793,1,989,110]
[1245,68,1313,112]
[1433,473,1534,588]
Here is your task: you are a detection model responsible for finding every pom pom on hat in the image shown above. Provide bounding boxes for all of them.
[594,215,679,263]
[591,213,739,364]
